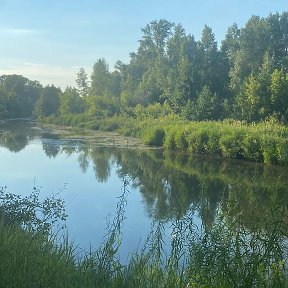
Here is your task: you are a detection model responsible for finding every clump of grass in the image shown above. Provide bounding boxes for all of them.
[0,221,83,288]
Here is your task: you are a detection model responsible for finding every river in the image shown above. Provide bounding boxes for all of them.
[0,119,287,261]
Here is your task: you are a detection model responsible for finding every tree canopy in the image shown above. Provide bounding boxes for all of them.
[1,12,288,123]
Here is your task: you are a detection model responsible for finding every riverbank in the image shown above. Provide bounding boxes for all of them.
[40,114,288,166]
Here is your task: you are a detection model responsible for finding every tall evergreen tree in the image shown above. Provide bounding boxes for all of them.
[76,67,89,97]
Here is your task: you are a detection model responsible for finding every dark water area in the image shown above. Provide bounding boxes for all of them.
[0,120,288,260]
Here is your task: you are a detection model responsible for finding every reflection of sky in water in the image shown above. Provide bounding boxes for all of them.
[0,137,201,260]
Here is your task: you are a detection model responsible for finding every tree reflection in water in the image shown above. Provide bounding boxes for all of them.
[1,120,288,232]
[68,145,288,232]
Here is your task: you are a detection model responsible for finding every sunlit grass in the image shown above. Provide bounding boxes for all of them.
[41,114,288,166]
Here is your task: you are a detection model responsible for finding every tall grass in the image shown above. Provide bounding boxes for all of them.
[0,182,287,287]
[40,114,288,166]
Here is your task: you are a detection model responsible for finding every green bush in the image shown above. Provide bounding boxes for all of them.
[205,127,222,155]
[163,128,177,149]
[141,126,165,146]
[174,128,189,150]
[261,135,278,165]
[276,138,288,165]
[219,129,244,159]
[242,133,262,162]
[0,184,287,287]
[186,127,209,154]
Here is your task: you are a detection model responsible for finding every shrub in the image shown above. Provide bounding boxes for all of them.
[276,138,288,166]
[261,135,278,165]
[242,133,262,162]
[39,115,288,166]
[205,127,222,155]
[219,129,244,159]
[163,128,177,149]
[186,127,209,154]
[174,128,189,150]
[141,126,165,146]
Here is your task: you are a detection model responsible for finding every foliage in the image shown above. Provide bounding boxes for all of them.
[41,113,288,166]
[0,185,67,233]
[141,126,165,146]
[2,12,288,123]
[75,67,89,97]
[35,85,61,118]
[2,12,288,167]
[60,87,85,115]
[0,75,41,118]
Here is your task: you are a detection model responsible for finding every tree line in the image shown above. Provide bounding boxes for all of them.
[1,12,288,122]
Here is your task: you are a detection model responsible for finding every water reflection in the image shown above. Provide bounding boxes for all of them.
[1,120,288,232]
[90,148,112,182]
[0,120,35,152]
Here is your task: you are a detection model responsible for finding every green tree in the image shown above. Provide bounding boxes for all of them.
[198,26,223,95]
[256,52,274,118]
[220,23,240,100]
[120,20,174,109]
[191,85,219,120]
[235,75,261,121]
[110,70,122,98]
[229,16,270,93]
[88,59,122,116]
[267,12,288,69]
[221,23,240,60]
[59,87,85,115]
[164,25,197,111]
[35,85,61,117]
[270,69,288,121]
[86,95,119,118]
[139,19,174,60]
[76,67,89,97]
[0,75,41,118]
[0,86,8,119]
[90,58,110,97]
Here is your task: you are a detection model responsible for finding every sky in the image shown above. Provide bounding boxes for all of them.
[0,0,287,89]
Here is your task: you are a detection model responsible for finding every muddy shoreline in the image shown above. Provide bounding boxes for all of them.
[37,123,160,150]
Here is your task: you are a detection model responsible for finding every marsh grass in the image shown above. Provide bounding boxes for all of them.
[41,114,288,166]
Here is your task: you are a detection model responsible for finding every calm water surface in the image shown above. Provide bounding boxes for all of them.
[1,120,288,259]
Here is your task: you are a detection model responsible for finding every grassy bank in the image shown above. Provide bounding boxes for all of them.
[41,114,288,166]
[1,184,287,287]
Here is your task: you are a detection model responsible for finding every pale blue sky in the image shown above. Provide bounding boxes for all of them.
[0,0,287,89]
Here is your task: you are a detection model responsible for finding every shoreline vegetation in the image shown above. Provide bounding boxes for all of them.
[1,184,287,288]
[1,12,288,167]
[40,113,288,166]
